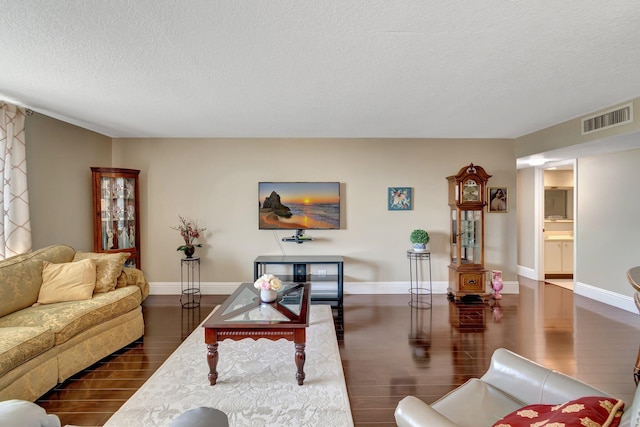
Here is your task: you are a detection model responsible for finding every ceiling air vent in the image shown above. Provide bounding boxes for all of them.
[581,103,633,135]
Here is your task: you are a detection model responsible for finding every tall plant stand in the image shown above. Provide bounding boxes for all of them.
[181,256,201,309]
[407,250,432,309]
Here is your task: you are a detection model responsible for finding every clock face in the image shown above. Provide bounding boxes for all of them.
[462,179,479,202]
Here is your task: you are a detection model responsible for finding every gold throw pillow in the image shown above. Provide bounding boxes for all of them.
[37,259,96,304]
[72,251,130,293]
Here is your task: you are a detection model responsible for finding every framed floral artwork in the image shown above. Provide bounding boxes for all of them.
[488,187,508,212]
[388,187,412,210]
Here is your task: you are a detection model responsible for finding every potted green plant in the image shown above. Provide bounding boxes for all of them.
[410,229,430,252]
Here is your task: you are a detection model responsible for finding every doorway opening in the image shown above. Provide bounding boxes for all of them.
[541,161,576,291]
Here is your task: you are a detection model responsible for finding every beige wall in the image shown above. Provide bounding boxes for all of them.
[21,103,640,306]
[112,138,517,286]
[23,113,518,289]
[516,167,536,271]
[578,148,640,296]
[25,113,111,251]
[515,96,640,303]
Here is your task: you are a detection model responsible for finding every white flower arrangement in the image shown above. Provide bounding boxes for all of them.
[254,274,283,291]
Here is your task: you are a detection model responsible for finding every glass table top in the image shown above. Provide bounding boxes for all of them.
[206,282,309,326]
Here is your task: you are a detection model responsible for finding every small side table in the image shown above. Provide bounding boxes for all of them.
[407,250,432,309]
[181,256,201,309]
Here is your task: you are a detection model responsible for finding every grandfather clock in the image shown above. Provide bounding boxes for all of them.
[446,163,491,301]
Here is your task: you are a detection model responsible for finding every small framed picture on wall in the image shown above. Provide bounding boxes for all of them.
[487,187,508,212]
[388,187,412,210]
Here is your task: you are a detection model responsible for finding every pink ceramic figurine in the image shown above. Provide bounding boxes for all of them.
[491,270,503,300]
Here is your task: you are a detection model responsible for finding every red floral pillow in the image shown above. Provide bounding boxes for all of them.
[492,396,624,427]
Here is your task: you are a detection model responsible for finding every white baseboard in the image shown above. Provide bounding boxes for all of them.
[517,265,538,281]
[148,280,634,314]
[501,282,519,294]
[148,281,520,296]
[344,281,449,295]
[516,265,636,313]
[574,281,637,313]
[343,281,519,295]
[149,282,240,295]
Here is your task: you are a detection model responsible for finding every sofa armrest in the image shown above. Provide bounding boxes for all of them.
[116,267,150,300]
[482,348,612,405]
[480,348,555,404]
[394,396,459,427]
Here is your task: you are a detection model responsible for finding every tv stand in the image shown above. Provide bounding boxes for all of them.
[282,229,313,244]
[254,255,344,307]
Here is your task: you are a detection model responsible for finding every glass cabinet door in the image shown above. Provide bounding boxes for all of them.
[450,209,457,263]
[460,210,482,265]
[100,176,136,251]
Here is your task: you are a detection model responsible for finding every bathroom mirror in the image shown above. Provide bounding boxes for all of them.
[544,188,573,219]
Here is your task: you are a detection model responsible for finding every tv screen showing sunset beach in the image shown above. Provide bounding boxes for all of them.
[259,182,340,230]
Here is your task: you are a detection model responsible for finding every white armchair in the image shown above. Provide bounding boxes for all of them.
[627,266,640,384]
[0,400,60,427]
[395,348,639,427]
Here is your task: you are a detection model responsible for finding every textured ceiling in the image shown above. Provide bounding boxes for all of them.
[1,1,639,139]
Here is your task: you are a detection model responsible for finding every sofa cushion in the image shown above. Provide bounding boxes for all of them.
[72,251,129,293]
[0,327,54,377]
[0,245,75,318]
[492,396,624,427]
[37,259,96,304]
[431,378,526,427]
[0,286,142,345]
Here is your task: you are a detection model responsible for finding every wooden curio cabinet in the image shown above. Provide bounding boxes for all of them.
[446,163,491,301]
[91,167,141,268]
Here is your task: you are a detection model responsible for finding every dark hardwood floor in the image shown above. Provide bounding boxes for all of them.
[36,277,640,426]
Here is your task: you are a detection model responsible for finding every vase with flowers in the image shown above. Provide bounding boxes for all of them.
[171,215,206,258]
[254,273,283,303]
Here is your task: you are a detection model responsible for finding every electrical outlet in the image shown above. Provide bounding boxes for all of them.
[318,269,327,277]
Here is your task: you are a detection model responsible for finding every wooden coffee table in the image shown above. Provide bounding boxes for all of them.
[203,282,311,386]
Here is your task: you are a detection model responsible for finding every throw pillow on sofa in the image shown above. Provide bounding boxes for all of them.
[36,259,96,304]
[72,251,129,293]
[492,396,624,427]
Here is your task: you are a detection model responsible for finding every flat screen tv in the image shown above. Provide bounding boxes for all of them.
[259,182,340,230]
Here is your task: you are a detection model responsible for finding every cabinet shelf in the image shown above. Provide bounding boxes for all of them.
[275,274,340,283]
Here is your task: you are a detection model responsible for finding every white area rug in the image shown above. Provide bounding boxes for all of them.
[104,304,353,427]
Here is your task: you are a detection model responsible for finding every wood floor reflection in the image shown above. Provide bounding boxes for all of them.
[36,277,640,426]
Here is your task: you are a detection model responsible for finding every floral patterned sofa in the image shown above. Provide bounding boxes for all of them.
[0,244,149,402]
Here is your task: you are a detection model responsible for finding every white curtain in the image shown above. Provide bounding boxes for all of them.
[0,102,31,259]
